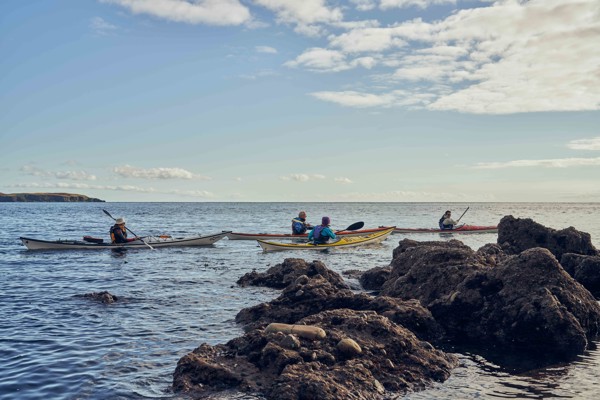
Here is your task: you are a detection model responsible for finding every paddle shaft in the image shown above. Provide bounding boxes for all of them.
[456,207,470,223]
[102,209,154,250]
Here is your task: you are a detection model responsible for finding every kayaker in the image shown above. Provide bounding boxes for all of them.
[308,216,336,244]
[110,217,136,244]
[291,211,313,235]
[439,210,457,230]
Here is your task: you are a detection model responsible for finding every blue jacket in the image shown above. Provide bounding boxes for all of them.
[308,225,336,244]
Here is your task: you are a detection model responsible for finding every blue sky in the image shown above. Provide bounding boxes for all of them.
[1,0,599,202]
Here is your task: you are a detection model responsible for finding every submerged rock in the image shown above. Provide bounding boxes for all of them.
[78,291,118,304]
[173,309,457,400]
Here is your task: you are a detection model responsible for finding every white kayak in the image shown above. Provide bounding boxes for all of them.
[257,227,395,252]
[227,226,393,241]
[20,231,231,250]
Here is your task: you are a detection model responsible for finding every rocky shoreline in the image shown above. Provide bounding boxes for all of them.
[0,192,104,202]
[169,215,600,399]
[83,215,600,399]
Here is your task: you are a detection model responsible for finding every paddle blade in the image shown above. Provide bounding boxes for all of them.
[343,221,364,232]
[103,209,115,220]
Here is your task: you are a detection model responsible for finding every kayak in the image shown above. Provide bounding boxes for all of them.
[227,226,393,241]
[20,231,231,250]
[393,225,498,234]
[257,227,395,252]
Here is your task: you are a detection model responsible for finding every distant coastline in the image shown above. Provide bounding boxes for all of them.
[0,192,105,202]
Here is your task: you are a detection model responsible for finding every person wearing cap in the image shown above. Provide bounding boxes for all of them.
[439,210,457,230]
[308,216,336,244]
[291,211,313,235]
[110,217,136,243]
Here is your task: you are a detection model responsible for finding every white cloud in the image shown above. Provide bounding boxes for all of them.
[254,0,343,36]
[256,45,277,54]
[380,0,456,9]
[113,165,210,180]
[20,165,97,181]
[474,157,600,169]
[90,17,117,35]
[305,0,600,114]
[335,177,353,184]
[329,26,408,53]
[280,173,326,181]
[567,137,600,151]
[310,90,395,107]
[9,182,214,198]
[100,0,251,26]
[350,0,376,11]
[285,48,376,72]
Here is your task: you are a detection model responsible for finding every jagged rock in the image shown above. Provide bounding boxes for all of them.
[498,215,598,259]
[173,309,457,400]
[236,274,443,342]
[561,253,600,298]
[359,266,391,291]
[381,237,600,361]
[237,258,349,290]
[78,291,118,304]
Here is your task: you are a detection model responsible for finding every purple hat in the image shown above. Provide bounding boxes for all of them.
[322,216,330,225]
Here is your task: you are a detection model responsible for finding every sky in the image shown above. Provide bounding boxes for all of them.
[1,0,599,202]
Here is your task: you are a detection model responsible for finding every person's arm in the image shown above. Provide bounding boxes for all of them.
[325,227,336,239]
[113,228,127,243]
[308,229,314,240]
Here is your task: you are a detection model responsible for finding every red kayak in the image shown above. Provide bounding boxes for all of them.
[393,224,498,234]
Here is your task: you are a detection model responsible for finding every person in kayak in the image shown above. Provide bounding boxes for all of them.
[291,211,313,235]
[439,210,458,230]
[308,216,336,244]
[110,218,137,243]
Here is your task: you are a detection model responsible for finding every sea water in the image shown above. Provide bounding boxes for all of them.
[1,202,599,400]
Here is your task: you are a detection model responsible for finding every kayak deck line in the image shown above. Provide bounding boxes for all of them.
[256,227,395,252]
[19,231,232,250]
[392,225,498,234]
[227,226,394,241]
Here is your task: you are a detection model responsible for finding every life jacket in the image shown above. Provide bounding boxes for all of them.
[312,225,330,244]
[439,216,453,230]
[110,225,128,243]
[292,217,307,235]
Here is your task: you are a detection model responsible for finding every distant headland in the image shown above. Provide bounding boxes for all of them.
[0,192,105,202]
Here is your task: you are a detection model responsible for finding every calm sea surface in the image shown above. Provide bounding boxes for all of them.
[1,202,599,400]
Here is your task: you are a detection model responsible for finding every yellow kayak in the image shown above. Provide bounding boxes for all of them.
[257,227,395,252]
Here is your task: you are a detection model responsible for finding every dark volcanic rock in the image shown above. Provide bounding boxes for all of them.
[359,266,391,291]
[381,239,488,304]
[78,291,118,304]
[380,238,600,361]
[561,253,600,298]
[173,309,458,400]
[498,215,598,259]
[236,274,443,342]
[237,258,349,290]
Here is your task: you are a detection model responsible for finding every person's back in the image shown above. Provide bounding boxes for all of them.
[309,216,336,244]
[291,211,312,235]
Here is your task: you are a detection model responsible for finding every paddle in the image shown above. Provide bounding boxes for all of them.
[335,221,364,233]
[456,207,470,223]
[102,209,154,250]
